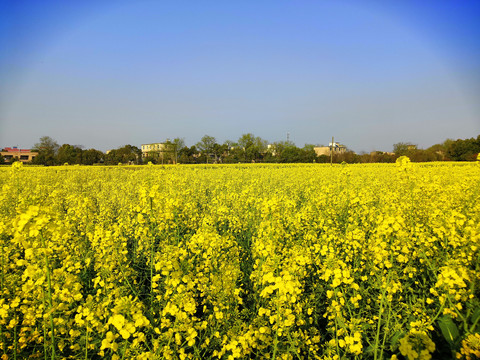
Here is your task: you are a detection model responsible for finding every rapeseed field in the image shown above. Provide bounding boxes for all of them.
[1,161,479,359]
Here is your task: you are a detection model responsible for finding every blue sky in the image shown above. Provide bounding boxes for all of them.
[1,0,479,152]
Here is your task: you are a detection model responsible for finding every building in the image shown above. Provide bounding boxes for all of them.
[1,147,38,163]
[266,144,277,156]
[141,142,179,164]
[314,142,347,156]
[141,143,167,158]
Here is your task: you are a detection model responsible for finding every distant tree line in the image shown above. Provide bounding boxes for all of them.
[326,135,480,164]
[173,134,318,164]
[389,135,480,162]
[1,134,479,165]
[14,136,141,166]
[155,133,480,164]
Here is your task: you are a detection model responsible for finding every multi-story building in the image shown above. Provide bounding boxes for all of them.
[141,142,180,164]
[314,142,347,156]
[141,143,167,158]
[1,147,38,163]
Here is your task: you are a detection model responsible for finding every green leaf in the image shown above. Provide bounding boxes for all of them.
[470,308,480,331]
[471,308,480,324]
[390,331,404,350]
[364,345,375,355]
[438,315,460,346]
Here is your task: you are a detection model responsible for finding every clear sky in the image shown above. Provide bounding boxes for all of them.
[1,0,479,153]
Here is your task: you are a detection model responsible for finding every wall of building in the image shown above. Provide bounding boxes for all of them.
[314,144,347,157]
[1,148,38,163]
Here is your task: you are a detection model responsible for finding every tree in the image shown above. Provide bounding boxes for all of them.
[426,143,447,161]
[302,144,317,162]
[393,142,414,156]
[178,146,198,164]
[105,145,141,165]
[56,144,83,165]
[281,145,304,163]
[0,154,4,165]
[172,138,185,164]
[196,135,217,163]
[33,136,59,153]
[335,150,359,164]
[268,141,296,163]
[212,143,228,163]
[162,140,176,164]
[222,141,241,163]
[237,133,268,162]
[143,155,157,164]
[32,136,59,166]
[82,149,104,165]
[173,138,185,151]
[446,136,480,161]
[237,133,255,149]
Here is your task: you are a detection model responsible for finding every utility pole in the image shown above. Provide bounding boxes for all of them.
[330,136,334,166]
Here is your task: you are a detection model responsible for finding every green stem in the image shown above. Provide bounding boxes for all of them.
[85,324,88,360]
[42,289,48,360]
[40,233,55,360]
[150,234,154,308]
[121,338,128,360]
[286,329,301,360]
[334,290,340,358]
[469,253,480,332]
[149,197,156,309]
[272,298,280,360]
[0,322,3,359]
[470,314,480,333]
[374,274,390,360]
[0,243,4,298]
[116,251,138,297]
[13,313,17,360]
[427,300,446,326]
[380,298,393,358]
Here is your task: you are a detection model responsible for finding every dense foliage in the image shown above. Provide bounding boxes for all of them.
[1,161,479,359]
[14,134,480,165]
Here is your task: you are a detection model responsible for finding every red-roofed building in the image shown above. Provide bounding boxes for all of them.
[1,147,38,163]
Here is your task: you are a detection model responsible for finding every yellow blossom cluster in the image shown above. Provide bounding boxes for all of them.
[0,162,479,359]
